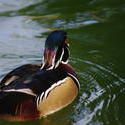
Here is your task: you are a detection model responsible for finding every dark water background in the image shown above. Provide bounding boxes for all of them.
[0,0,125,125]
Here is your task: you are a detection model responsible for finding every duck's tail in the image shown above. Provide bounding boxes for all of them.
[0,91,40,121]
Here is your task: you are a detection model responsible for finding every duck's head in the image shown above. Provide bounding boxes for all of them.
[41,31,70,70]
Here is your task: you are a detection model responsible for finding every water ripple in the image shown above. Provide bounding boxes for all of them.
[76,58,125,84]
[54,19,99,29]
[72,57,125,125]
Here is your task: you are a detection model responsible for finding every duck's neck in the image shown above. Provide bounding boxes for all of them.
[40,62,60,70]
[41,45,69,70]
[41,48,67,70]
[41,58,68,70]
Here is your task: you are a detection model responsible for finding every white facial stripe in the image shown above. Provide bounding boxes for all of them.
[55,48,64,68]
[61,59,69,64]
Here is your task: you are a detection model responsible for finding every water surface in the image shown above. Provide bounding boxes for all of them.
[0,0,125,125]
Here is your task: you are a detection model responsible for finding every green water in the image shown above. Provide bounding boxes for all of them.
[0,0,125,125]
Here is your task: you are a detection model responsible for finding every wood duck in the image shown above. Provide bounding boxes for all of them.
[0,31,80,121]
